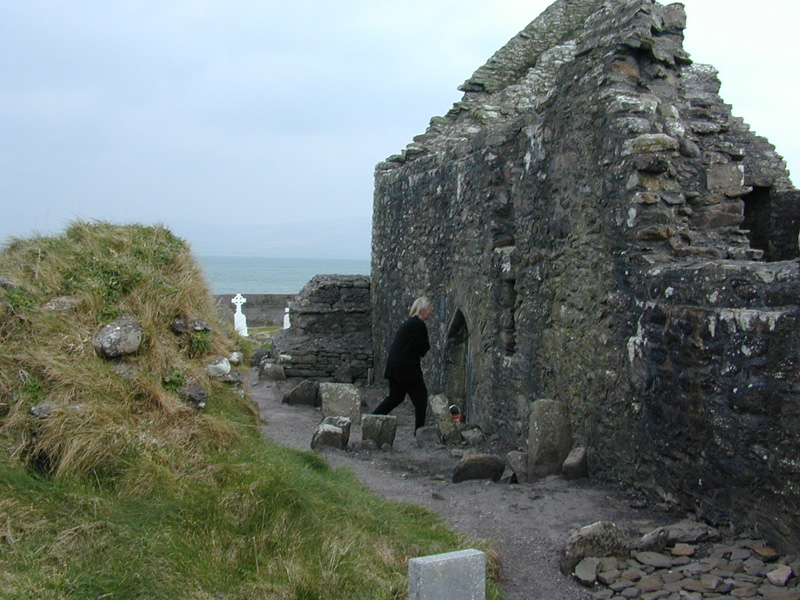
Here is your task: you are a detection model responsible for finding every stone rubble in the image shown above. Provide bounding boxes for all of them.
[566,522,800,600]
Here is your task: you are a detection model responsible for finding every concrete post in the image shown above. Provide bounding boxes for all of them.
[409,549,486,600]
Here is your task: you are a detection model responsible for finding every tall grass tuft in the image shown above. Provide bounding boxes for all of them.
[0,222,501,599]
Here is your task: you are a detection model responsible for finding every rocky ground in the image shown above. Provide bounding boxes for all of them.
[248,376,799,600]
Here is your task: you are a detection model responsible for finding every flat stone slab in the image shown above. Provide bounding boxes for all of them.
[319,382,361,425]
[409,549,486,600]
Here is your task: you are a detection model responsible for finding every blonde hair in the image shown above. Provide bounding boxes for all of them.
[409,296,433,318]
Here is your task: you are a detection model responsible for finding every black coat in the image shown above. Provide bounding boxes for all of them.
[383,316,430,382]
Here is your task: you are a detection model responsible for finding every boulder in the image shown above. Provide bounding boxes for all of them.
[505,451,529,484]
[361,414,397,448]
[453,453,505,484]
[205,357,231,378]
[178,384,207,409]
[311,416,352,450]
[228,351,243,365]
[428,394,462,444]
[319,383,361,425]
[171,318,211,334]
[560,521,629,576]
[43,296,78,312]
[665,519,721,544]
[528,399,571,480]
[282,380,320,407]
[93,313,143,358]
[562,446,589,480]
[259,362,286,381]
[221,370,244,386]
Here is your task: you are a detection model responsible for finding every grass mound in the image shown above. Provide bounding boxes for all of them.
[0,222,500,600]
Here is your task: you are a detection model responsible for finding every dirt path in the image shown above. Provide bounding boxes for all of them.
[249,377,680,600]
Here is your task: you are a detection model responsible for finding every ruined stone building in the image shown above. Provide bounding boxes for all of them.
[371,0,800,550]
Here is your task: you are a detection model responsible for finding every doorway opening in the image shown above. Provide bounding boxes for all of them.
[742,186,772,260]
[444,309,473,423]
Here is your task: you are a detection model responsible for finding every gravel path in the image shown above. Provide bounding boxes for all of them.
[249,377,681,600]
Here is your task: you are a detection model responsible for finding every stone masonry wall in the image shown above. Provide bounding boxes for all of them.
[272,275,372,382]
[371,0,800,550]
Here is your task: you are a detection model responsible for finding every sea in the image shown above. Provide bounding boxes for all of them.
[197,255,370,295]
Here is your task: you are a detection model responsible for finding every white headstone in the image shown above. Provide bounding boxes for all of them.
[283,306,291,329]
[232,293,248,337]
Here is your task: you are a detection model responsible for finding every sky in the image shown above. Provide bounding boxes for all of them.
[2,1,798,259]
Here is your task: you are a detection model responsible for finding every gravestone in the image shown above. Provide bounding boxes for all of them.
[409,549,486,600]
[232,293,248,337]
[319,382,361,425]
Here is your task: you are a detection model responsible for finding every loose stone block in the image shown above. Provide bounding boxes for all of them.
[310,416,352,451]
[409,549,486,600]
[361,414,397,448]
[206,357,231,378]
[562,446,589,480]
[93,313,143,358]
[505,451,528,484]
[259,362,286,381]
[428,394,462,444]
[528,399,572,480]
[319,382,361,425]
[453,454,505,484]
[282,380,320,407]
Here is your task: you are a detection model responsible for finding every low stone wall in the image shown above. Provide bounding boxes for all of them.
[271,275,373,382]
[214,294,295,328]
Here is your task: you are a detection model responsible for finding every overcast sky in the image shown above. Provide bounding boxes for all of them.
[2,1,798,259]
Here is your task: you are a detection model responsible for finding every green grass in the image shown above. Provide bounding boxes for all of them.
[0,221,501,600]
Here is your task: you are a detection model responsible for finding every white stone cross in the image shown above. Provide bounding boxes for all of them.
[232,293,248,337]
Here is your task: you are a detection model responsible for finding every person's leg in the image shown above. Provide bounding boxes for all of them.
[406,379,429,431]
[372,379,407,415]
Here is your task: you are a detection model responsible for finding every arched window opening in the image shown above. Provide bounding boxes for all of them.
[444,309,473,423]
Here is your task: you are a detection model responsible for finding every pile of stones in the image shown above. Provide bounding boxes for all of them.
[563,520,800,600]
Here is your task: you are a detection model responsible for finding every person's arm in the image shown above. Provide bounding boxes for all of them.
[413,318,430,358]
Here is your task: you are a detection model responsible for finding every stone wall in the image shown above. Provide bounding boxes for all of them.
[272,275,372,382]
[214,294,294,327]
[371,0,800,550]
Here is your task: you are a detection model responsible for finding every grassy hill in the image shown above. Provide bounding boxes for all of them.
[0,222,500,600]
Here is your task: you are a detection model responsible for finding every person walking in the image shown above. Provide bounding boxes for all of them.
[372,296,433,432]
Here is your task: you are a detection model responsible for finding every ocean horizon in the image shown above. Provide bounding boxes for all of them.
[197,255,370,295]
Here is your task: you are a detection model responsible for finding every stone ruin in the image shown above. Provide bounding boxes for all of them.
[271,274,373,382]
[370,0,800,550]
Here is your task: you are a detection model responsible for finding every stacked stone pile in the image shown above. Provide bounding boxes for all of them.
[271,275,372,382]
[564,521,800,600]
